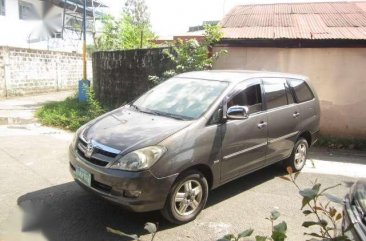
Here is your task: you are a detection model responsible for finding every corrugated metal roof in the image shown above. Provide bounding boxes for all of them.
[220,1,366,40]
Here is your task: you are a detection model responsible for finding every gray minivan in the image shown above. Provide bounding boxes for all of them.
[69,70,320,223]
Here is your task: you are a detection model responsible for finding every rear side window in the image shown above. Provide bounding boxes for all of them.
[288,79,314,103]
[263,79,288,110]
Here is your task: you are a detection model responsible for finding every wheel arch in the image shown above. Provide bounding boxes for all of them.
[298,130,312,146]
[177,164,214,190]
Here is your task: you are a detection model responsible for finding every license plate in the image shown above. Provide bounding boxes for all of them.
[75,166,91,186]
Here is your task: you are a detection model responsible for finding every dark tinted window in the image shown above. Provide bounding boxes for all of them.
[288,79,314,103]
[263,79,287,109]
[227,84,262,114]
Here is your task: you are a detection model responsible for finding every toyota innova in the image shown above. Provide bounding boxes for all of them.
[69,70,320,223]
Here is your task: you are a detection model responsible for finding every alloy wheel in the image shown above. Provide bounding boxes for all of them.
[173,180,203,216]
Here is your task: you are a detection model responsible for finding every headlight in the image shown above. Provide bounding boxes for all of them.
[109,146,167,171]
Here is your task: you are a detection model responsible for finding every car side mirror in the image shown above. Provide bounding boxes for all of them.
[227,105,249,120]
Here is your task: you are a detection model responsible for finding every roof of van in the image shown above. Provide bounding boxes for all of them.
[176,70,307,83]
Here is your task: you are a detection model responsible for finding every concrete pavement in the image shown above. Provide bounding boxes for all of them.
[0,91,74,125]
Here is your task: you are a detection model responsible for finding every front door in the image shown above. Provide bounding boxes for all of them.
[220,80,268,182]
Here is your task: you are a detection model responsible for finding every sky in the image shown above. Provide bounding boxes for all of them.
[100,0,357,37]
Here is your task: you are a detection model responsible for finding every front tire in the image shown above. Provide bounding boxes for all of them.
[283,138,309,172]
[161,170,208,224]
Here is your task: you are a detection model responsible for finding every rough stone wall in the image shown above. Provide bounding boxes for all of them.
[0,46,92,97]
[0,47,5,97]
[92,48,174,108]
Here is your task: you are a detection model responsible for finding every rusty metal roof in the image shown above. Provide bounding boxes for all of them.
[220,1,366,40]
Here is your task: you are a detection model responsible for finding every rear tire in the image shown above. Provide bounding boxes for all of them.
[283,138,309,172]
[161,170,208,224]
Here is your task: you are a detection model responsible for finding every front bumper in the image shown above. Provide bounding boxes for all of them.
[69,146,177,212]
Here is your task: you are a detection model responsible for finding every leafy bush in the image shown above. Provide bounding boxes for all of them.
[36,89,105,131]
[149,25,227,84]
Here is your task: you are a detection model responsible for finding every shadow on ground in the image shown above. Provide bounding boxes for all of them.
[17,164,285,241]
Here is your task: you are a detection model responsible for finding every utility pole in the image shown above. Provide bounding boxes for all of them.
[78,0,90,102]
[82,0,87,80]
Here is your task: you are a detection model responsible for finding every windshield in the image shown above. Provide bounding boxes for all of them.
[132,77,229,120]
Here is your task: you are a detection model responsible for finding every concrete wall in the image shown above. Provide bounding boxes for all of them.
[93,48,174,108]
[213,46,366,138]
[0,46,92,97]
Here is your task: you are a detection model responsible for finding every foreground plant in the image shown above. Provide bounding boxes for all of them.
[280,167,353,241]
[218,209,287,241]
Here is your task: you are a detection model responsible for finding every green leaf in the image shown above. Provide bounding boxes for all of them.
[336,213,342,221]
[222,234,235,241]
[324,193,343,204]
[273,221,287,233]
[271,231,287,241]
[302,197,312,209]
[270,209,281,221]
[312,183,321,194]
[332,235,352,241]
[106,227,139,240]
[304,232,324,238]
[255,236,268,241]
[299,188,318,199]
[329,207,337,217]
[303,210,312,216]
[319,184,341,195]
[302,221,320,228]
[144,222,157,234]
[238,228,254,238]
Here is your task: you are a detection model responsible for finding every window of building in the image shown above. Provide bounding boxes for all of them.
[263,79,288,110]
[288,79,314,103]
[0,0,5,16]
[227,84,263,114]
[19,1,39,20]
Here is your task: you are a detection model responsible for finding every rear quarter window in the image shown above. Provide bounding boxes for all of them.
[288,79,314,103]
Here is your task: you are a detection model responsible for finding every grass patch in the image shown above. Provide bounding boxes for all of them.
[315,135,366,151]
[36,91,105,131]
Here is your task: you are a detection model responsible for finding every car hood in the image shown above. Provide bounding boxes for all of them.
[83,107,192,153]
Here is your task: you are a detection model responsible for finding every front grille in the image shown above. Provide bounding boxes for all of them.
[76,137,119,167]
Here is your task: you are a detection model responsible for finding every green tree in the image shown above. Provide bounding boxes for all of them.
[149,24,226,84]
[96,0,156,50]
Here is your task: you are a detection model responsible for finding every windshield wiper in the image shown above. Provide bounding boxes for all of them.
[150,110,191,121]
[130,105,190,120]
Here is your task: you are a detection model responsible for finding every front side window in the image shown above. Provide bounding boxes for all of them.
[288,79,314,103]
[133,78,229,120]
[0,0,5,16]
[19,1,39,20]
[263,78,288,110]
[227,84,262,114]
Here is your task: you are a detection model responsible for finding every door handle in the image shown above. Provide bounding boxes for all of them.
[257,121,267,129]
[293,112,300,118]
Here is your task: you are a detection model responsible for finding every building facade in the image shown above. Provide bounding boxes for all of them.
[213,2,366,138]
